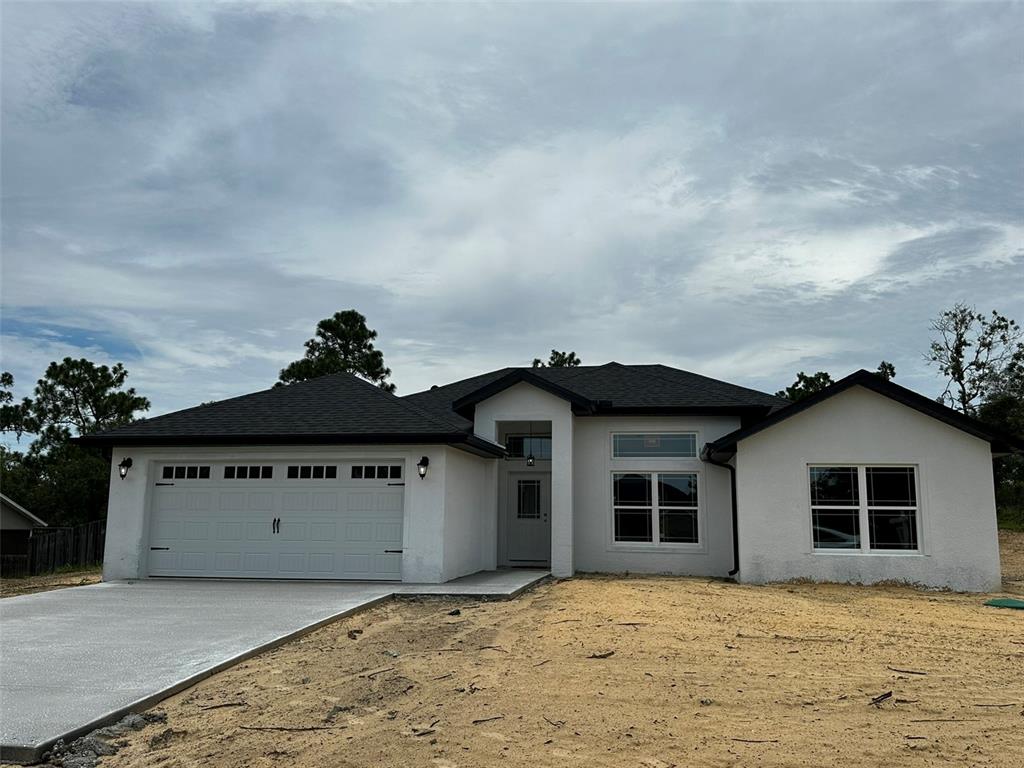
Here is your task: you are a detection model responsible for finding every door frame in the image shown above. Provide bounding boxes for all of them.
[500,470,552,567]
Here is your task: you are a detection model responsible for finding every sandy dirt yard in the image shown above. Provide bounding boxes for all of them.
[0,567,101,598]
[83,536,1024,768]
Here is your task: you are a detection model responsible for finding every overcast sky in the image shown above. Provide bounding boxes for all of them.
[2,2,1022,422]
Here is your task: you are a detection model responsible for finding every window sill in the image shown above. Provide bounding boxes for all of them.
[608,543,706,555]
[812,549,924,557]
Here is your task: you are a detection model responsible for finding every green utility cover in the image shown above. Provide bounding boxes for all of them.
[983,598,1024,610]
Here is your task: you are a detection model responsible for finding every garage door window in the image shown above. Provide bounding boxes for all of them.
[351,465,402,480]
[224,465,273,480]
[286,465,339,479]
[161,465,210,480]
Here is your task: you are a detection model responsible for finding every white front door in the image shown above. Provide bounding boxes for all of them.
[506,472,551,564]
[147,460,405,580]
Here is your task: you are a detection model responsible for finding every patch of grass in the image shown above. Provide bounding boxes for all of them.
[998,506,1024,532]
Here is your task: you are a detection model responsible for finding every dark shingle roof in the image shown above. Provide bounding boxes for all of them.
[78,373,501,454]
[79,363,787,450]
[703,369,1024,460]
[404,362,786,419]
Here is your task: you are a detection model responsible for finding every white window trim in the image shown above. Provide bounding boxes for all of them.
[808,463,923,556]
[609,431,699,460]
[609,470,705,552]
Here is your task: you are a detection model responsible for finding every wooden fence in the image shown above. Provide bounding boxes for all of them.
[1,520,106,578]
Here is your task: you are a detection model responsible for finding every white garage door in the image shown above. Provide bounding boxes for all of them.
[147,460,405,580]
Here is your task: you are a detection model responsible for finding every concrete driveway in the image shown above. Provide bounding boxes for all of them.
[0,571,545,762]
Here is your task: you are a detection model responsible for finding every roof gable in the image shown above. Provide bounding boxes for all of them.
[0,494,47,527]
[704,369,1024,460]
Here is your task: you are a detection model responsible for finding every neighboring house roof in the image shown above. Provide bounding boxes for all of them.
[406,362,787,423]
[77,373,504,456]
[0,494,48,527]
[703,369,1024,461]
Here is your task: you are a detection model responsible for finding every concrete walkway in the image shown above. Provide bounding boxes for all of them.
[0,570,547,762]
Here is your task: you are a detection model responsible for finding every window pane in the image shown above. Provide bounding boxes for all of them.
[507,435,552,459]
[351,465,363,479]
[300,465,312,479]
[613,473,651,506]
[237,466,248,479]
[376,465,389,479]
[517,480,541,519]
[615,508,652,542]
[224,466,236,479]
[866,467,916,507]
[659,474,698,507]
[313,465,325,479]
[809,467,859,506]
[812,509,861,549]
[174,466,186,479]
[364,466,376,479]
[249,466,260,479]
[869,510,918,550]
[389,465,401,479]
[660,509,698,543]
[199,466,210,479]
[325,466,337,479]
[613,433,696,459]
[186,466,198,479]
[261,466,273,479]
[287,466,299,479]
[162,466,173,479]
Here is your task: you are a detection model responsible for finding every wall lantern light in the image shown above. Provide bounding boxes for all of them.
[118,457,134,480]
[416,456,430,479]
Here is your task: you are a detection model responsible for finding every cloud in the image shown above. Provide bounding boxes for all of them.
[1,2,1022,415]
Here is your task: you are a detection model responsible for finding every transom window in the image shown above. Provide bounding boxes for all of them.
[612,472,699,545]
[612,433,697,459]
[161,465,210,480]
[506,435,552,460]
[286,465,339,480]
[224,465,273,480]
[809,465,919,552]
[351,465,402,480]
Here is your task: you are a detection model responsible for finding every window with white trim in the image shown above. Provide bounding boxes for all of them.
[612,472,699,545]
[612,433,697,459]
[809,465,919,552]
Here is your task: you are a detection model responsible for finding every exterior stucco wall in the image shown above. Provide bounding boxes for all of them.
[102,444,459,583]
[573,415,740,576]
[441,446,495,581]
[734,386,1001,592]
[473,383,575,577]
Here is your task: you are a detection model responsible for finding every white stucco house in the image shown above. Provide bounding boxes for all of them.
[80,364,1022,592]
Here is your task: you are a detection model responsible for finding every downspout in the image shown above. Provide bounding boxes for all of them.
[701,446,739,577]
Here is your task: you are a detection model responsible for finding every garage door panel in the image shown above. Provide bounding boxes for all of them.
[376,521,402,543]
[219,492,246,512]
[148,462,405,581]
[216,521,245,542]
[182,521,209,540]
[309,522,336,541]
[311,493,338,512]
[281,492,309,512]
